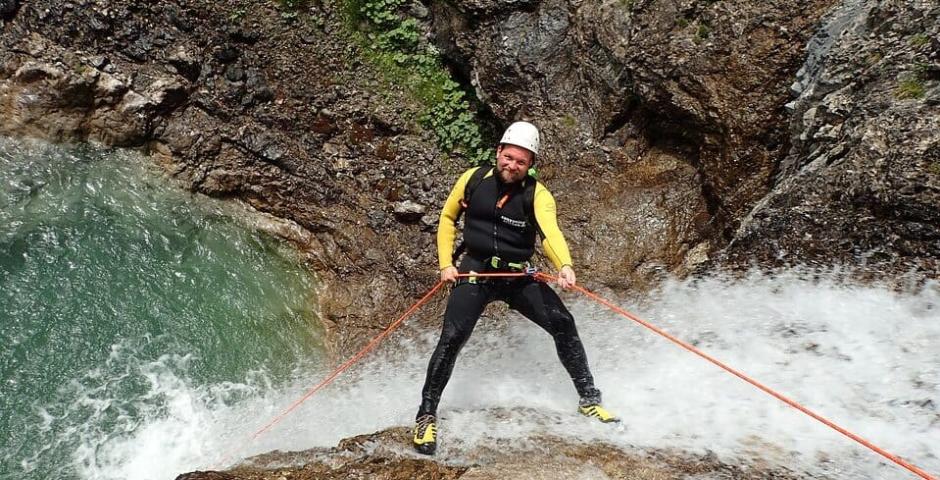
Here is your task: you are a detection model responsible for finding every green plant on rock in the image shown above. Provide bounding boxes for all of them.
[419,80,491,164]
[359,0,405,28]
[929,162,940,175]
[346,0,491,164]
[274,0,310,23]
[562,114,577,129]
[910,33,930,47]
[376,17,420,51]
[308,13,326,28]
[695,22,711,41]
[229,8,248,21]
[276,0,311,10]
[913,62,933,78]
[896,77,926,100]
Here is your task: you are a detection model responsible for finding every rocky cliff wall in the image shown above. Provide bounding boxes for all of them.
[4,0,939,478]
[723,0,940,275]
[0,0,456,356]
[428,0,840,286]
[2,0,937,356]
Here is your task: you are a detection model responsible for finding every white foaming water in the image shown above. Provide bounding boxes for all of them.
[80,272,939,480]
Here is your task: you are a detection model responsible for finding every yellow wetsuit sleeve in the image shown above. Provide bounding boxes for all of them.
[533,183,573,270]
[437,167,481,270]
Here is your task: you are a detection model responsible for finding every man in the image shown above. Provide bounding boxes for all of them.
[413,121,618,455]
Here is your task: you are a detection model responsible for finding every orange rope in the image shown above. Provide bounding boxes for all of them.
[215,270,935,479]
[214,272,529,468]
[535,272,937,480]
[457,272,527,278]
[214,279,446,468]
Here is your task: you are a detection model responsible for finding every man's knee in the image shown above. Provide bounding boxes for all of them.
[547,309,579,337]
[438,329,470,353]
[438,317,476,354]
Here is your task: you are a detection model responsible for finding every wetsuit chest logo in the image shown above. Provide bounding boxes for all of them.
[500,215,527,228]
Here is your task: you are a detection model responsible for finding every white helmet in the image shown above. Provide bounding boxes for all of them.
[499,121,540,156]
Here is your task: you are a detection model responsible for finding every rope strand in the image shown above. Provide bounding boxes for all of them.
[213,279,447,468]
[213,272,527,468]
[535,272,936,480]
[214,271,935,480]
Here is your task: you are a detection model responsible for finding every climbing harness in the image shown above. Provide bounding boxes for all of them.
[216,272,937,480]
[486,255,530,272]
[459,257,536,286]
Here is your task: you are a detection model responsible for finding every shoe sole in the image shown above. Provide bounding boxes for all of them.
[581,413,621,423]
[414,442,436,455]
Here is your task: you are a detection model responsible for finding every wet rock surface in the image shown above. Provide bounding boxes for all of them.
[430,0,840,287]
[721,0,940,276]
[3,0,936,341]
[175,422,813,480]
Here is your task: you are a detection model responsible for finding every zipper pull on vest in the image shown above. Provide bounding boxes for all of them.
[496,193,510,209]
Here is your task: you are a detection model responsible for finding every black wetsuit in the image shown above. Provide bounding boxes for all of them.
[418,171,601,418]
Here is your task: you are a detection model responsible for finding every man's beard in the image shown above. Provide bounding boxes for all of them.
[498,166,525,184]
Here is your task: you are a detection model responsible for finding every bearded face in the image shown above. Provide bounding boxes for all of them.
[495,144,534,184]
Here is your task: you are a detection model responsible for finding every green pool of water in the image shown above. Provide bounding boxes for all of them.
[0,137,324,479]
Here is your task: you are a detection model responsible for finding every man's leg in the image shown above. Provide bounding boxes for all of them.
[418,281,489,418]
[509,280,602,405]
[414,281,489,454]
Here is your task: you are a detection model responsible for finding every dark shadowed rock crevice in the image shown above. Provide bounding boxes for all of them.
[0,0,18,19]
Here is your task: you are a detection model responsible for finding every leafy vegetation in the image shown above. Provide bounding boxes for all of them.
[276,0,311,10]
[229,7,248,21]
[345,0,491,164]
[895,62,933,100]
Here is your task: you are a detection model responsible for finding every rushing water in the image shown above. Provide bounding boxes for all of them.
[0,137,323,479]
[210,272,938,480]
[2,137,938,480]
